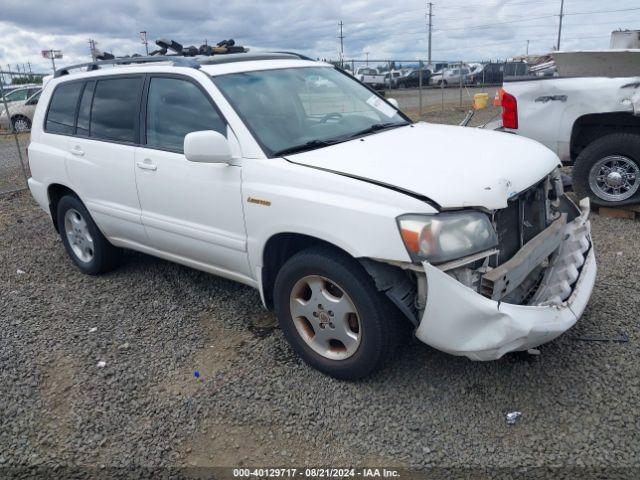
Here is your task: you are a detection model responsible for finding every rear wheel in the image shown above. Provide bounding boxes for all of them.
[56,195,121,275]
[273,247,403,380]
[573,133,640,206]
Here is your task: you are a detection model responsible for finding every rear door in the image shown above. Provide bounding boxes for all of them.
[66,75,147,244]
[133,74,249,277]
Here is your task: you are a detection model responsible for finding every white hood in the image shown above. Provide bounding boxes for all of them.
[286,122,559,210]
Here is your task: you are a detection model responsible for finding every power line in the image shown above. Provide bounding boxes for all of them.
[432,6,640,32]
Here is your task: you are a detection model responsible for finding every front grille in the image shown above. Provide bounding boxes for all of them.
[491,180,548,267]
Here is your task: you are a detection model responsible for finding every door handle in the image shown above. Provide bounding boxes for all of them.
[70,146,84,157]
[136,161,157,171]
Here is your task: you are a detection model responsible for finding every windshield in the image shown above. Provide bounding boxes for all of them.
[213,66,408,157]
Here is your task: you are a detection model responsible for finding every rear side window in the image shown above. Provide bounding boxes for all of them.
[145,77,225,153]
[45,82,83,135]
[76,81,95,137]
[90,77,143,143]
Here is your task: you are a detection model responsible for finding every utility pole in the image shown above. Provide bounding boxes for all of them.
[526,39,530,55]
[338,21,345,67]
[427,2,433,68]
[140,31,149,55]
[89,39,98,60]
[365,52,369,65]
[557,0,565,50]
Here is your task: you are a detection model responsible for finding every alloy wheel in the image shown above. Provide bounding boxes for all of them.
[64,209,95,263]
[588,155,639,202]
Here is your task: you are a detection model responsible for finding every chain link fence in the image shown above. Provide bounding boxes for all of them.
[340,57,531,125]
[0,82,31,196]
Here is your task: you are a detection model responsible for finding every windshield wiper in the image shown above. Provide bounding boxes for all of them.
[350,122,408,138]
[274,139,341,157]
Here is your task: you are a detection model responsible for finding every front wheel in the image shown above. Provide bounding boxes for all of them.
[273,247,402,380]
[573,133,640,206]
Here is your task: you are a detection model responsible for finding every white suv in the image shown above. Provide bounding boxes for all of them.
[28,52,596,379]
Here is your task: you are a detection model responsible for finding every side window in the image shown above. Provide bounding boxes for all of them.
[25,91,41,106]
[145,77,225,153]
[7,89,27,102]
[45,82,83,135]
[76,81,95,137]
[90,77,143,143]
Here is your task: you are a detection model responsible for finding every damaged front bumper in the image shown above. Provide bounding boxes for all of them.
[414,198,596,361]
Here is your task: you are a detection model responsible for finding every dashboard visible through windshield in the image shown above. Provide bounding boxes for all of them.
[212,66,409,157]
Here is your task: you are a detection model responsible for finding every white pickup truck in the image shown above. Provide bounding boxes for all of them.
[354,67,386,90]
[501,76,640,206]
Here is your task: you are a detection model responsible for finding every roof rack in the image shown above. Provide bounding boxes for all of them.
[53,37,314,78]
[197,52,312,65]
[54,56,200,78]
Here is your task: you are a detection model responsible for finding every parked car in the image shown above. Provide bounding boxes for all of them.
[1,85,42,105]
[0,89,41,132]
[429,67,470,86]
[469,62,529,85]
[354,66,386,89]
[27,52,595,379]
[500,72,640,206]
[396,69,431,89]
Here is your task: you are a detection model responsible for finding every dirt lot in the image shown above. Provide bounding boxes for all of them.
[1,105,639,478]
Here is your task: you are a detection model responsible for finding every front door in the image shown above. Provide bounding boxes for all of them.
[133,75,250,278]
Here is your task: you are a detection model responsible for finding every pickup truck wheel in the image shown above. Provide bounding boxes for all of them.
[56,195,121,275]
[273,247,401,380]
[573,133,640,206]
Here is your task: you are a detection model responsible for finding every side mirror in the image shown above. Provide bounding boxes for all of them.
[184,130,232,164]
[387,98,399,109]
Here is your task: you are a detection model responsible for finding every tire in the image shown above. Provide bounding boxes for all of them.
[273,246,403,380]
[56,195,121,275]
[12,116,31,133]
[573,133,640,206]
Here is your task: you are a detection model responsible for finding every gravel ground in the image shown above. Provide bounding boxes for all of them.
[1,112,639,478]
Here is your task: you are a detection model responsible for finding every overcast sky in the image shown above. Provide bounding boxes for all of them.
[1,0,639,73]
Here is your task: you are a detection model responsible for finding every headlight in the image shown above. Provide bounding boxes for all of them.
[397,211,498,264]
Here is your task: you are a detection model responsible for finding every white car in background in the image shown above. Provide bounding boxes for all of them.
[430,67,471,86]
[27,52,595,379]
[1,85,42,106]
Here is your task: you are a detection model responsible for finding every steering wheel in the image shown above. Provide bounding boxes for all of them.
[319,112,343,123]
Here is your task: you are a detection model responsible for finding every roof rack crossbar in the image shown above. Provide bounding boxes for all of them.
[54,56,200,78]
